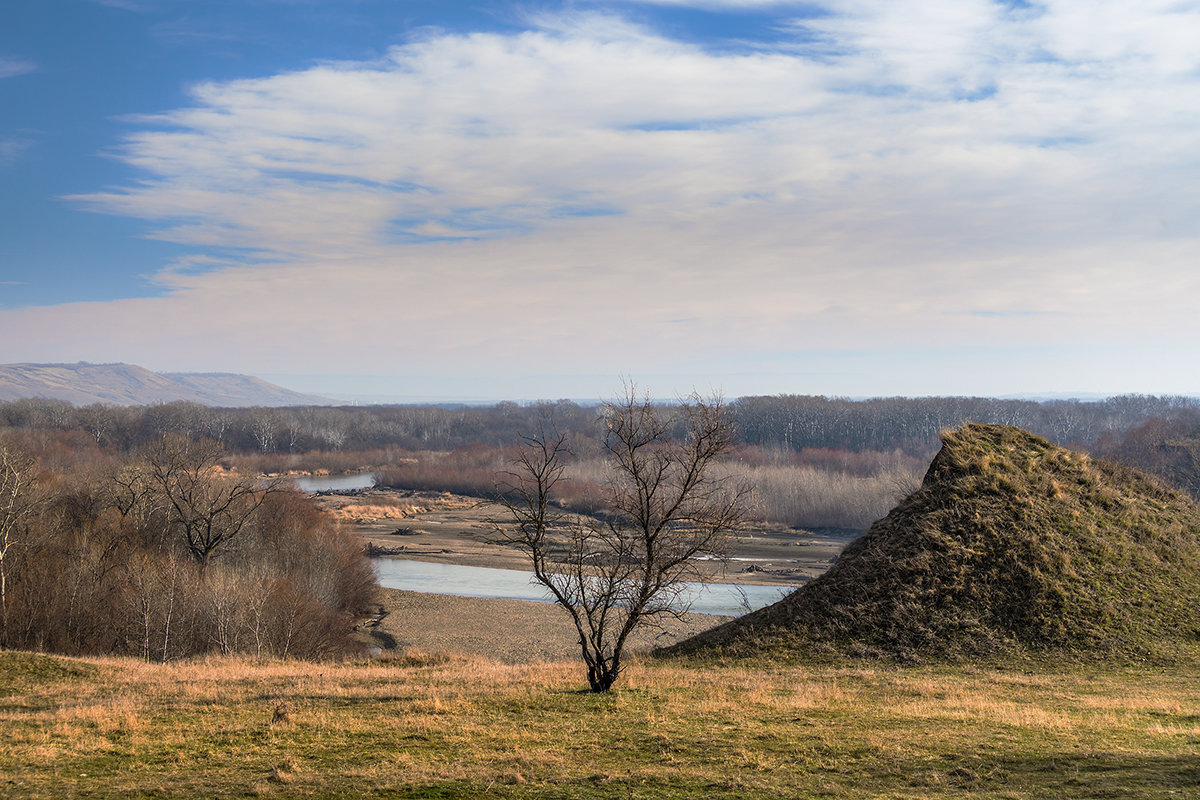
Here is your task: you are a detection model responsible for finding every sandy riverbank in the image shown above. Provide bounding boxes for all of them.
[317,487,855,585]
[370,588,733,664]
[317,488,853,663]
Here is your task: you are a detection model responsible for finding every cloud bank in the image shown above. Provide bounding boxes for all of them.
[7,2,1200,396]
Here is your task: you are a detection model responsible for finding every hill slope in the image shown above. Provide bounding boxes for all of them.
[674,424,1200,662]
[0,363,330,407]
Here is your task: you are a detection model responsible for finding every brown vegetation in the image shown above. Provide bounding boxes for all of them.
[0,434,375,660]
[374,444,920,531]
[1091,411,1200,499]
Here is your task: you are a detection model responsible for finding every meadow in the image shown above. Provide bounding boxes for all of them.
[3,648,1199,799]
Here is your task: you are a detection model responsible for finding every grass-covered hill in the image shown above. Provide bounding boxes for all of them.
[674,423,1200,662]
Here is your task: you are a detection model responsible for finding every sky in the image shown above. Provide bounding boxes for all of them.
[2,0,1199,403]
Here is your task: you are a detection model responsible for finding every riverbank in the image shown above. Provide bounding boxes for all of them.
[370,587,732,664]
[322,487,845,660]
[314,486,855,586]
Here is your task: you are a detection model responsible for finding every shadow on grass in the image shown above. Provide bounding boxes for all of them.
[915,751,1200,798]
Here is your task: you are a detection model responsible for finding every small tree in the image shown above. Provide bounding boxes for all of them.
[494,386,750,692]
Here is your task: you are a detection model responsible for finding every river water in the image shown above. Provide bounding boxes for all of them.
[293,473,378,492]
[301,473,798,616]
[371,558,794,616]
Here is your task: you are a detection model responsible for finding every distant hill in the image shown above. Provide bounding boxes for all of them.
[671,424,1200,663]
[0,363,332,407]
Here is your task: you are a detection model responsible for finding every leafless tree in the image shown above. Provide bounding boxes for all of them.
[144,435,280,565]
[122,549,194,662]
[249,408,277,453]
[77,403,115,445]
[494,386,751,692]
[0,441,41,644]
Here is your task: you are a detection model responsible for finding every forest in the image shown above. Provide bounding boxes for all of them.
[4,392,1198,457]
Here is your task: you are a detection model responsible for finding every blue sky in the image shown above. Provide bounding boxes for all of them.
[2,0,1199,402]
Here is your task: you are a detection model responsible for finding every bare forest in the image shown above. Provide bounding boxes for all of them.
[0,432,375,660]
[4,393,1200,528]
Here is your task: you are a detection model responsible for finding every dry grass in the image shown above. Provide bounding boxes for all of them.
[324,502,417,523]
[683,424,1200,662]
[3,649,1199,798]
[315,491,480,525]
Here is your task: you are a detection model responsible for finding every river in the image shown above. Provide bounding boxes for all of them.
[293,472,378,492]
[371,557,794,616]
[301,473,800,615]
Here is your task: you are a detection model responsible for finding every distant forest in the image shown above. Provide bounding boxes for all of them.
[0,393,1196,454]
[2,392,1199,502]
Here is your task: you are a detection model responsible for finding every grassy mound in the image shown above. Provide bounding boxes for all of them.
[674,424,1200,662]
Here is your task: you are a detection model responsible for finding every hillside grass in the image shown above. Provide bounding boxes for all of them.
[679,424,1200,662]
[3,649,1200,798]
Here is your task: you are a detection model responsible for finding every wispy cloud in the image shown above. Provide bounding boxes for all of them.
[149,16,258,46]
[86,0,157,11]
[606,1,808,7]
[13,3,1200,392]
[0,57,36,80]
[0,138,31,166]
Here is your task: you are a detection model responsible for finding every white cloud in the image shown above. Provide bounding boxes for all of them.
[86,0,172,11]
[14,3,1200,395]
[0,57,36,80]
[0,139,31,166]
[604,1,803,7]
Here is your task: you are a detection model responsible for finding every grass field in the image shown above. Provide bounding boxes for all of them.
[3,649,1199,798]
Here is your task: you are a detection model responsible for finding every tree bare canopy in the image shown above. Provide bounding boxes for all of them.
[494,386,751,692]
[0,431,375,661]
[144,435,279,565]
[0,441,41,645]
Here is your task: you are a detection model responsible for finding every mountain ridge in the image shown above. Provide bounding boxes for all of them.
[0,362,333,407]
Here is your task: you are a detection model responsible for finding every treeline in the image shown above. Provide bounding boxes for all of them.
[732,394,1200,457]
[4,393,1199,534]
[0,434,375,660]
[1091,411,1200,499]
[0,397,597,454]
[2,394,1196,459]
[373,444,925,531]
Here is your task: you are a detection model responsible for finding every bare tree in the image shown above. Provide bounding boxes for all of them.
[249,408,277,453]
[0,441,41,644]
[494,386,751,692]
[144,435,280,565]
[77,403,115,445]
